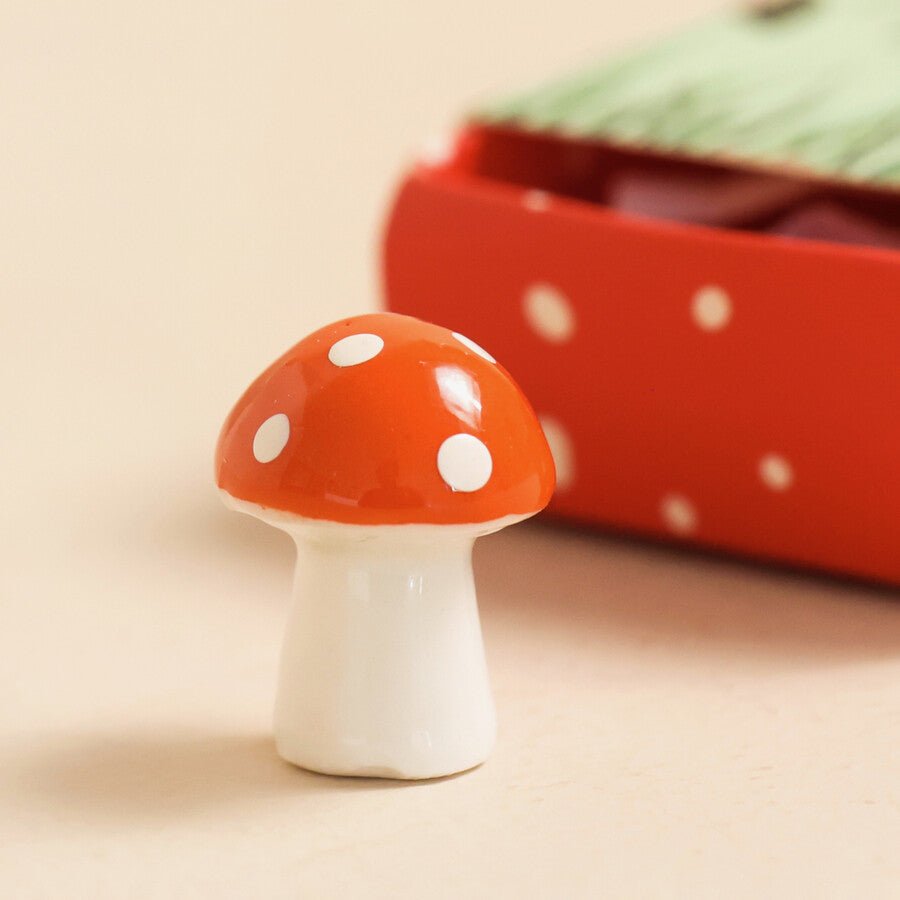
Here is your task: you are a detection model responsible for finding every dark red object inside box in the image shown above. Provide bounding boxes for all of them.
[383,124,900,585]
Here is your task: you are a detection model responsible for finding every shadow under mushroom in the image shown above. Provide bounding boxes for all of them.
[10,728,457,828]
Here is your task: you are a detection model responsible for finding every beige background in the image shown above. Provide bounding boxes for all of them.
[2,2,899,897]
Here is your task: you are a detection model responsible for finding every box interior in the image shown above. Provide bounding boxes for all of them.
[460,124,900,251]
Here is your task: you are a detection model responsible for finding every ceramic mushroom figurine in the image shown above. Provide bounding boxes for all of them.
[215,312,554,779]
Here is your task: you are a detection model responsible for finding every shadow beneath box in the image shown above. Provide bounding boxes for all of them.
[117,482,900,666]
[13,729,453,827]
[475,521,900,666]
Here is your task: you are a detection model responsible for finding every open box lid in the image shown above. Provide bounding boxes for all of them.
[476,0,900,192]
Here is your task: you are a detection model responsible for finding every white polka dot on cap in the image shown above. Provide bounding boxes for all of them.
[253,413,290,463]
[452,331,495,363]
[437,433,493,492]
[328,333,384,367]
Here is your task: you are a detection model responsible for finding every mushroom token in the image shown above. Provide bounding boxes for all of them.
[216,312,555,779]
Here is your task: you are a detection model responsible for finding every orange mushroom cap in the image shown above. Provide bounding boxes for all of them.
[215,312,555,526]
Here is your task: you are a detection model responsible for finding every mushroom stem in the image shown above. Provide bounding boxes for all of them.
[274,522,497,780]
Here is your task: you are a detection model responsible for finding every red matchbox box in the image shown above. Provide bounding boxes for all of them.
[382,124,900,585]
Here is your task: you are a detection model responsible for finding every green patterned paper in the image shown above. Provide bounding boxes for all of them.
[477,0,900,187]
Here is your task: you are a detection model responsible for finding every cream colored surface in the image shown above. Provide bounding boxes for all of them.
[1,2,898,898]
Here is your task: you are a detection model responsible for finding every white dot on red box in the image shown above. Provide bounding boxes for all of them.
[523,190,551,212]
[661,493,698,535]
[759,453,794,491]
[419,133,456,167]
[539,415,575,491]
[692,285,732,331]
[523,282,576,343]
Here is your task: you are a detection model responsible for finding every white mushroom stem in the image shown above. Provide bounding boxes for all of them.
[224,495,523,780]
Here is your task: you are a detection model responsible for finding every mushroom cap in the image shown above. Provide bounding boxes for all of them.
[216,312,555,526]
